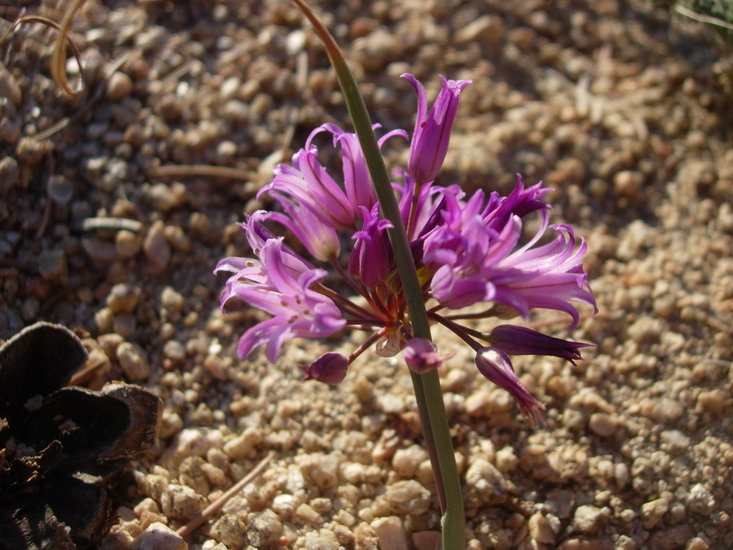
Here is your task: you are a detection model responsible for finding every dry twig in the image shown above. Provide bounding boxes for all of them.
[177,451,275,539]
[151,164,259,181]
[675,4,733,32]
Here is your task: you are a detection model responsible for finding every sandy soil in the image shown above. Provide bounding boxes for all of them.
[1,0,732,549]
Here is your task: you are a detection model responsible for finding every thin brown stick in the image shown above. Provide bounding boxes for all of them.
[177,451,275,539]
[675,4,733,32]
[151,164,259,181]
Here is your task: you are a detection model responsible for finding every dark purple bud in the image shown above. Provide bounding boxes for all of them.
[489,325,590,366]
[299,352,349,384]
[475,347,544,426]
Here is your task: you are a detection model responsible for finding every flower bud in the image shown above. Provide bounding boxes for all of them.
[403,73,471,185]
[489,325,590,366]
[299,352,349,384]
[475,347,544,426]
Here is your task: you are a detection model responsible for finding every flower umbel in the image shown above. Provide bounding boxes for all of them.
[216,74,596,422]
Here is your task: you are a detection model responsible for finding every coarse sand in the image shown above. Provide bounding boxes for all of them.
[1,1,732,549]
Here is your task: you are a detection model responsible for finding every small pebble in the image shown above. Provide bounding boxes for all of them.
[144,221,171,272]
[454,15,504,50]
[116,231,143,260]
[661,429,690,451]
[272,494,298,516]
[107,72,134,100]
[641,497,669,529]
[163,340,186,362]
[0,156,19,194]
[588,412,618,437]
[107,283,141,314]
[294,503,320,523]
[372,516,408,550]
[130,522,186,550]
[614,170,644,198]
[38,249,68,284]
[572,505,606,534]
[160,484,205,521]
[528,511,558,545]
[687,483,715,515]
[297,453,340,491]
[161,428,223,466]
[384,480,431,516]
[412,531,441,550]
[464,458,506,503]
[222,427,262,459]
[164,225,191,252]
[392,445,428,478]
[95,307,114,334]
[248,510,284,547]
[641,397,684,424]
[117,342,151,381]
[0,64,21,106]
[302,532,340,550]
[16,136,51,166]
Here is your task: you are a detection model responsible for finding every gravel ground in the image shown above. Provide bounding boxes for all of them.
[1,1,732,549]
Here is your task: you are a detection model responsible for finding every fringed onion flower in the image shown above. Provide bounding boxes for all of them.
[216,74,596,422]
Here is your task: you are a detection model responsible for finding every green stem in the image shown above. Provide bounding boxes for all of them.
[291,1,465,547]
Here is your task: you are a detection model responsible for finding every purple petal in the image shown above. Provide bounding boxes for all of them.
[475,347,544,426]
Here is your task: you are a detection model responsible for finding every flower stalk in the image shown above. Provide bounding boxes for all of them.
[290,0,466,546]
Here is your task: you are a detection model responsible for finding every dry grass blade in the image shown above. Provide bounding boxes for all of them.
[675,4,733,31]
[151,164,259,181]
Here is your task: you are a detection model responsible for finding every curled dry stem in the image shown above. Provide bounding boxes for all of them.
[51,0,87,98]
[0,0,87,100]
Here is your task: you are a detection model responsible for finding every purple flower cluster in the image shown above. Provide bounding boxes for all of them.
[216,74,596,423]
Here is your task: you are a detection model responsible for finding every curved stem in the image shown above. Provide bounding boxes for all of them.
[291,2,465,547]
[430,311,488,346]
